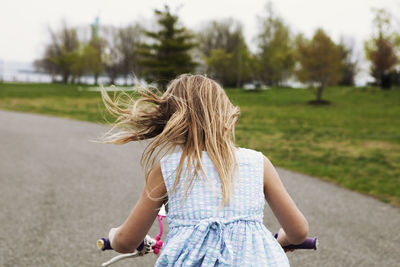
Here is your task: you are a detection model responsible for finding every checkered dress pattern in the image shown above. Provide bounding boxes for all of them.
[155,148,290,267]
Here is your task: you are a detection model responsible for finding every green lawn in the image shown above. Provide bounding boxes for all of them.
[1,82,399,205]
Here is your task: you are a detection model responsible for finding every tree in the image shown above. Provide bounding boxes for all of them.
[197,19,253,87]
[365,9,398,89]
[295,29,343,104]
[204,49,232,84]
[69,49,85,84]
[198,19,243,57]
[118,24,143,84]
[54,26,80,84]
[255,2,295,86]
[102,25,123,84]
[34,46,60,82]
[138,5,196,90]
[102,24,143,85]
[35,22,80,83]
[365,37,397,89]
[82,41,104,85]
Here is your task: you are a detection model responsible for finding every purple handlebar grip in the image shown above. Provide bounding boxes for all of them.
[274,233,317,250]
[99,238,112,250]
[98,238,145,251]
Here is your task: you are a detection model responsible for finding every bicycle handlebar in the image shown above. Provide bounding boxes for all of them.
[97,208,166,267]
[274,233,318,250]
[97,238,145,251]
[97,205,166,255]
[97,205,317,266]
[98,233,318,252]
[97,238,112,251]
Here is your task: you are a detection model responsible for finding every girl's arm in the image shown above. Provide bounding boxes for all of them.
[110,162,167,253]
[263,155,309,246]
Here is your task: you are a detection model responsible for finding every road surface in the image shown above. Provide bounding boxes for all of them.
[0,110,399,266]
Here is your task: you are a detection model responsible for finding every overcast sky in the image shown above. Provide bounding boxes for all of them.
[1,0,399,64]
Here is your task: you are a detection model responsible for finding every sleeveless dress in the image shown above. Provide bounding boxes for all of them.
[155,147,290,267]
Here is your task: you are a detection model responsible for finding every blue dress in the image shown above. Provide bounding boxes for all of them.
[155,148,290,266]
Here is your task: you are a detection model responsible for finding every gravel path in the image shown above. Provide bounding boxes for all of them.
[0,110,399,267]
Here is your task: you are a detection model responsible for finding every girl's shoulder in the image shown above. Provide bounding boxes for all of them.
[236,146,259,152]
[160,149,183,164]
[236,146,264,159]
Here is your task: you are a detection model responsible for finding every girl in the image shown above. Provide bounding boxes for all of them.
[101,74,308,266]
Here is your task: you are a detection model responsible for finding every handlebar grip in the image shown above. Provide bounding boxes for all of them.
[274,234,318,250]
[97,238,112,251]
[283,237,318,250]
[97,238,145,251]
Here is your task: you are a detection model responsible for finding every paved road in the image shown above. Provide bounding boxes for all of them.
[0,110,399,267]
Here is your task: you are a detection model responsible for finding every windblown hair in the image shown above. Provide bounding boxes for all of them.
[100,74,240,206]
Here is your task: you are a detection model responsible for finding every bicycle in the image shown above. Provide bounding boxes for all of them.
[97,205,317,266]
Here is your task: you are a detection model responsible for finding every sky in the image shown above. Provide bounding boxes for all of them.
[1,0,399,81]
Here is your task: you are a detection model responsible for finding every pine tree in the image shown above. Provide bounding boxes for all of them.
[139,5,197,90]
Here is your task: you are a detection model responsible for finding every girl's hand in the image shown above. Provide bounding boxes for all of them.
[108,226,121,245]
[284,247,295,253]
[276,228,290,246]
[276,228,295,253]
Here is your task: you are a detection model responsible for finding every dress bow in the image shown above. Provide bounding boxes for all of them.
[183,218,233,266]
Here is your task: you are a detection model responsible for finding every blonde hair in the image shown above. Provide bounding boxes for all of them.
[100,74,240,206]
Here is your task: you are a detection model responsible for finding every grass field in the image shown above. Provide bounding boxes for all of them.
[1,82,399,205]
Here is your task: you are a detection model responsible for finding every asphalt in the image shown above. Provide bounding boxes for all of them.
[0,110,399,267]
